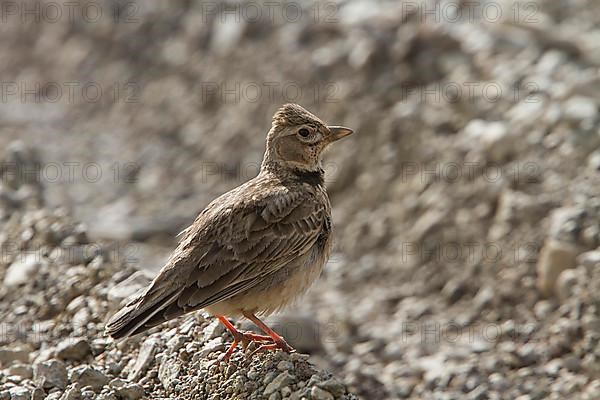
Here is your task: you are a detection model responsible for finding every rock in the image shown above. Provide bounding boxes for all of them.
[5,363,33,379]
[33,359,68,390]
[107,272,152,302]
[8,387,31,400]
[128,337,159,381]
[311,386,334,400]
[464,119,513,161]
[577,250,600,269]
[55,338,92,361]
[277,360,294,371]
[317,378,347,397]
[0,347,29,366]
[537,238,579,296]
[3,253,41,287]
[61,386,82,400]
[158,358,181,389]
[563,96,597,123]
[109,379,144,400]
[69,365,109,391]
[556,268,580,301]
[202,319,225,341]
[263,371,296,396]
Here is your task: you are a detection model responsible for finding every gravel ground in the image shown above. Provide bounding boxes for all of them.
[2,0,600,399]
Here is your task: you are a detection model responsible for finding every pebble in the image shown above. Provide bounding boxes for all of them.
[263,372,296,396]
[55,338,92,361]
[69,365,110,391]
[537,238,578,296]
[0,348,29,366]
[311,386,335,400]
[33,359,68,390]
[3,253,41,287]
[128,338,159,381]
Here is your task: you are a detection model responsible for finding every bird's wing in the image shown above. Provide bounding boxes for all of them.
[174,186,328,310]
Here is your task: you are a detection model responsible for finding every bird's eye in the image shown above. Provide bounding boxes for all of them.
[298,128,311,138]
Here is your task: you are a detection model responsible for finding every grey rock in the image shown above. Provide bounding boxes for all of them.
[128,338,159,381]
[317,378,347,397]
[55,338,92,361]
[8,387,31,400]
[61,386,82,400]
[158,358,181,390]
[311,386,334,400]
[4,253,41,287]
[5,363,33,379]
[34,359,68,390]
[107,272,151,302]
[69,366,109,391]
[537,238,578,296]
[0,348,29,367]
[264,372,296,396]
[109,379,144,400]
[202,319,225,342]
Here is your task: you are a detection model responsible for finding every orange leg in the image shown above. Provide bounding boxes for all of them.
[216,315,273,361]
[242,312,295,354]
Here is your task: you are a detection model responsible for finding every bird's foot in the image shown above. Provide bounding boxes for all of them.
[250,336,295,357]
[219,330,274,362]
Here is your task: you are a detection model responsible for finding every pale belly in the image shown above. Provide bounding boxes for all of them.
[205,234,332,317]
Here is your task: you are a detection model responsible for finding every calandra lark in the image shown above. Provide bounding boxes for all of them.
[106,103,353,360]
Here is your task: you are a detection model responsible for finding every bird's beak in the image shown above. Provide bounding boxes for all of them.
[327,126,354,142]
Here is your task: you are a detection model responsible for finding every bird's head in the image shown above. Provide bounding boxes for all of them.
[262,103,353,172]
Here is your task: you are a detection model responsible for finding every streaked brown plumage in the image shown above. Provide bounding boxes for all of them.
[105,103,353,358]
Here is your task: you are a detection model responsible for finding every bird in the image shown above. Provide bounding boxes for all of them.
[105,103,353,360]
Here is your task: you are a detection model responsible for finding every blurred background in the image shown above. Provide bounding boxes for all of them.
[2,0,600,398]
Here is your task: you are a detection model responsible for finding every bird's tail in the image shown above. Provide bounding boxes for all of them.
[105,283,184,339]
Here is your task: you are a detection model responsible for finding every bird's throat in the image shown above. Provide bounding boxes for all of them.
[290,167,324,186]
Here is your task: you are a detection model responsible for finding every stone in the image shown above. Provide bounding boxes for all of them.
[5,363,33,379]
[0,347,29,366]
[109,379,144,400]
[158,358,181,390]
[556,269,580,301]
[537,239,579,296]
[33,359,68,390]
[128,338,159,381]
[69,365,109,391]
[55,338,92,361]
[464,119,513,161]
[263,372,295,396]
[61,386,82,400]
[8,387,31,400]
[107,271,151,302]
[317,379,347,397]
[311,386,334,400]
[564,96,597,122]
[3,253,42,287]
